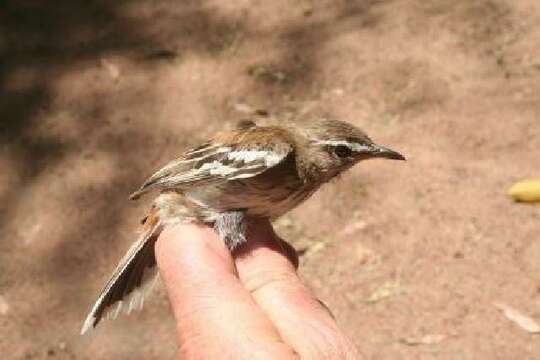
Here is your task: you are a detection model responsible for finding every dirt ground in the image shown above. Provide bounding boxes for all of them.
[1,0,540,358]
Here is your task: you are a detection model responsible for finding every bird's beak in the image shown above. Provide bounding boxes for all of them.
[369,144,406,161]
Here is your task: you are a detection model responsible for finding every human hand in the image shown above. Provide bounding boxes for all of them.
[155,219,360,359]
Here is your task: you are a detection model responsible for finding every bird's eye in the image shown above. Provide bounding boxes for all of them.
[334,145,353,158]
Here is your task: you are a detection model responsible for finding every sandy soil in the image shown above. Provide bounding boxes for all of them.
[1,0,540,358]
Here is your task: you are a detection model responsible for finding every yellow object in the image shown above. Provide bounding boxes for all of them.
[509,180,540,202]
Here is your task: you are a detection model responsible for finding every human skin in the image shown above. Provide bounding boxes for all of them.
[155,219,360,359]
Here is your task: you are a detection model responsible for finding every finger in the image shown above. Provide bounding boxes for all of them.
[276,238,299,270]
[235,219,359,359]
[155,223,297,359]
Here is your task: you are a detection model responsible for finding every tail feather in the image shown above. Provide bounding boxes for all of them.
[81,210,162,334]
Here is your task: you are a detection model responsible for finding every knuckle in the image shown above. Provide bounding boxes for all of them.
[243,268,299,295]
[305,329,359,360]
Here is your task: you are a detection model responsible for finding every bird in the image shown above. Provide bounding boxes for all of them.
[81,117,405,334]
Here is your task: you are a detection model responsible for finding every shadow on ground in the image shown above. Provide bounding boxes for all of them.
[0,0,389,358]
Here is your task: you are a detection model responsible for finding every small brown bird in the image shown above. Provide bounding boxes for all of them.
[81,118,405,334]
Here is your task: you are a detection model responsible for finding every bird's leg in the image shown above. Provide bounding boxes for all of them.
[214,210,247,251]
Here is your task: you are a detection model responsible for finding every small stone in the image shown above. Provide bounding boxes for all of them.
[232,102,254,114]
[0,295,9,315]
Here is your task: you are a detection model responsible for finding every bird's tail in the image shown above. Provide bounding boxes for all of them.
[81,207,162,334]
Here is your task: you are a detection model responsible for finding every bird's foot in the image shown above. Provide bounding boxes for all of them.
[214,210,247,251]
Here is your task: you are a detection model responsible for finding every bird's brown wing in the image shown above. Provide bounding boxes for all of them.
[129,126,294,200]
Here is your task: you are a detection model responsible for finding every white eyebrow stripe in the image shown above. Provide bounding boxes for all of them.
[315,140,371,152]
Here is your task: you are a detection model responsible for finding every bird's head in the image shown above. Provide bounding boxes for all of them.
[295,118,405,181]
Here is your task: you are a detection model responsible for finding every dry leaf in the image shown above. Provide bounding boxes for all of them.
[366,280,401,303]
[340,220,367,236]
[494,302,540,334]
[401,334,446,346]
